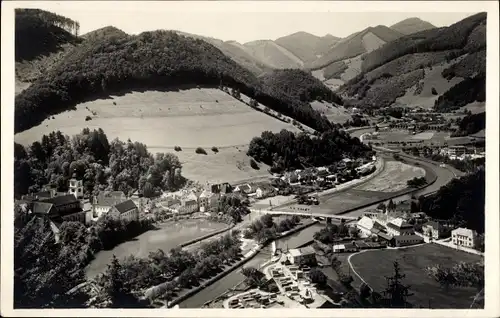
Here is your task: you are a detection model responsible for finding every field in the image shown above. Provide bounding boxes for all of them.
[85,218,228,279]
[371,129,452,143]
[356,160,425,192]
[14,88,302,183]
[310,101,352,123]
[349,243,483,308]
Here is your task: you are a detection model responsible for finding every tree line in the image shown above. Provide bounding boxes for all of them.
[15,29,336,134]
[433,75,485,112]
[14,128,186,198]
[247,129,374,173]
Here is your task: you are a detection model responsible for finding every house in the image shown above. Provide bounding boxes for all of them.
[93,191,127,218]
[198,190,218,212]
[255,184,275,199]
[332,243,358,253]
[422,221,443,239]
[390,235,424,247]
[386,218,415,236]
[234,184,253,194]
[34,194,86,223]
[210,182,233,195]
[108,199,139,222]
[288,246,316,265]
[179,191,200,214]
[451,227,478,248]
[282,171,299,184]
[356,216,381,236]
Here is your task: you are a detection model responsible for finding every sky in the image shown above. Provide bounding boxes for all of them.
[14,1,478,43]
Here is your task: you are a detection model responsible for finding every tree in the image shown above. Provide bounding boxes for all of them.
[387,199,396,212]
[308,268,327,287]
[360,283,372,299]
[377,203,386,212]
[241,267,266,288]
[382,261,413,308]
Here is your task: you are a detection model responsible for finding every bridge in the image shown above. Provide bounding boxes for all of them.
[250,208,358,223]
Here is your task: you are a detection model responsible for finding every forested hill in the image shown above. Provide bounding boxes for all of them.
[338,12,486,111]
[15,30,334,133]
[15,9,81,62]
[261,69,344,105]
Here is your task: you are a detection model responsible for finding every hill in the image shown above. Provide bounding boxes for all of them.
[390,18,436,35]
[15,9,82,94]
[338,12,486,111]
[310,25,403,70]
[274,31,341,63]
[243,40,305,69]
[260,69,343,105]
[15,30,334,134]
[81,26,128,41]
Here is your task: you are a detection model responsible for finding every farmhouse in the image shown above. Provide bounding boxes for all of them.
[288,246,316,265]
[386,218,415,236]
[255,184,275,199]
[451,227,478,248]
[108,199,139,222]
[93,190,127,218]
[422,221,443,239]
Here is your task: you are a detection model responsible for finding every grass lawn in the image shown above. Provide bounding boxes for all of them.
[349,243,483,308]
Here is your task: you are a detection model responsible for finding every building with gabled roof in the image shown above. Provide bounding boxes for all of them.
[451,227,478,248]
[391,235,424,247]
[108,199,139,222]
[386,217,415,236]
[93,190,127,218]
[422,221,443,239]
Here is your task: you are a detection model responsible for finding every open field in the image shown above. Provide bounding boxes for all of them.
[14,87,303,183]
[371,129,451,143]
[393,62,464,109]
[356,160,425,192]
[85,218,228,279]
[459,101,485,114]
[349,243,483,308]
[310,101,352,123]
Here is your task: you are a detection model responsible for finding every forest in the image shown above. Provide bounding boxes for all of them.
[417,168,485,233]
[433,75,486,112]
[452,112,486,136]
[247,129,374,173]
[15,22,335,133]
[15,8,81,61]
[14,128,186,198]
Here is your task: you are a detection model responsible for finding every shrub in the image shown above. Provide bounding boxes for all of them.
[249,159,259,170]
[85,115,92,121]
[431,87,438,95]
[211,146,219,153]
[174,146,182,152]
[195,147,207,155]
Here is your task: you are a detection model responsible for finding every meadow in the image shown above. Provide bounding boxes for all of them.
[356,160,426,192]
[14,88,301,183]
[349,243,483,308]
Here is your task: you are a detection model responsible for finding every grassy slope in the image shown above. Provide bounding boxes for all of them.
[243,40,305,69]
[274,31,340,64]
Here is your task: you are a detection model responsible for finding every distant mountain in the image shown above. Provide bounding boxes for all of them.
[274,31,341,64]
[174,31,272,76]
[81,26,128,41]
[390,18,436,35]
[310,25,403,69]
[242,40,305,69]
[339,12,486,112]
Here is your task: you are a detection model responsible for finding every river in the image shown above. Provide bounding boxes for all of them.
[178,222,325,308]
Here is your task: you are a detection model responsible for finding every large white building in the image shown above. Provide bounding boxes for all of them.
[451,227,478,248]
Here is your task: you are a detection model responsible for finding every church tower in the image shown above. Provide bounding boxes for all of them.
[68,173,84,200]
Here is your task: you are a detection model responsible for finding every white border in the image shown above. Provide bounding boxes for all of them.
[1,1,499,317]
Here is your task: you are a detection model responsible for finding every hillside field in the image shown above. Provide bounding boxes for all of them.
[310,101,352,124]
[14,88,302,183]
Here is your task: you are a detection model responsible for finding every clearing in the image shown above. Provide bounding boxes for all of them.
[356,160,425,192]
[14,87,303,183]
[310,101,352,124]
[85,218,228,280]
[349,243,483,308]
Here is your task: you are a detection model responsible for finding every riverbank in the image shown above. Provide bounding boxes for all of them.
[168,219,319,308]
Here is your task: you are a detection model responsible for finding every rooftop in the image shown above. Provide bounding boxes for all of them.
[113,200,137,214]
[41,194,79,207]
[452,227,477,237]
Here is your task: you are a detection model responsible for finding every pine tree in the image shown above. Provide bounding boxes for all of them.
[382,261,413,308]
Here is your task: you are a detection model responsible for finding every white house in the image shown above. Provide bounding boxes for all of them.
[108,199,139,223]
[422,221,442,239]
[179,191,199,214]
[451,227,478,248]
[234,184,253,194]
[68,175,84,200]
[255,184,275,199]
[198,190,219,212]
[288,246,316,265]
[356,216,375,236]
[386,218,415,236]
